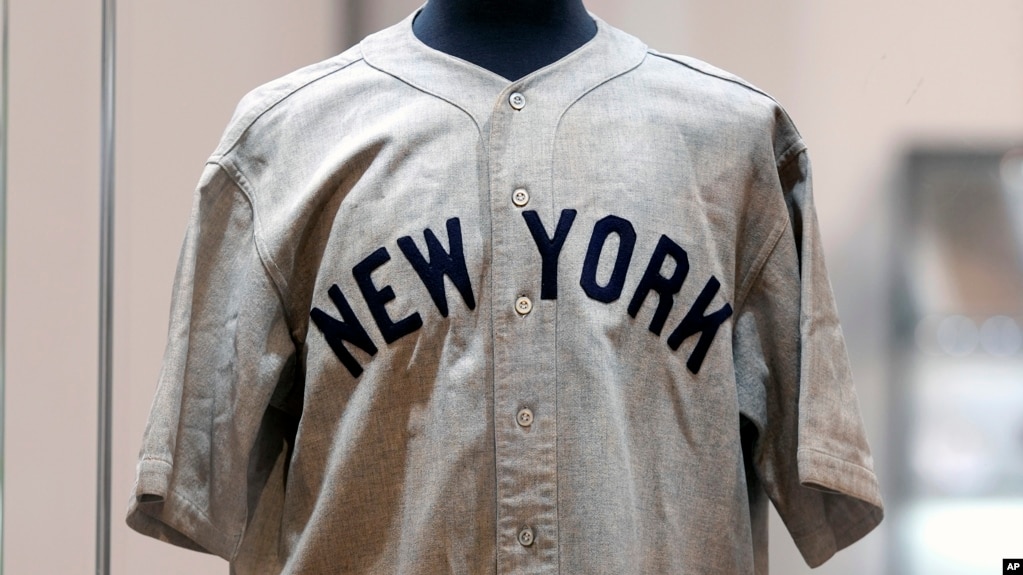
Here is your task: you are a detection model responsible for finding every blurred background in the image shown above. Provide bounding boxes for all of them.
[3,0,1022,573]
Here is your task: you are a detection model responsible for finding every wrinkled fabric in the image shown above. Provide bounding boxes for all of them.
[127,9,883,575]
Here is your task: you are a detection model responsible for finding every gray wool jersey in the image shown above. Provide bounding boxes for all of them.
[127,8,884,575]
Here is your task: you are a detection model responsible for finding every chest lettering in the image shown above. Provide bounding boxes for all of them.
[311,211,732,378]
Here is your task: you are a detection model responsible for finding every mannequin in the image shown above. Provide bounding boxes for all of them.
[412,0,597,81]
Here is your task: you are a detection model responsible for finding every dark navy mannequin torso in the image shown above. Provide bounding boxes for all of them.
[412,0,597,81]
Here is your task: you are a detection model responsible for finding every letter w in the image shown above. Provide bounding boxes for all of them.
[397,217,476,317]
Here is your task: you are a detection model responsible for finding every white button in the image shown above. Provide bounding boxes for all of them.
[518,527,535,547]
[512,188,529,207]
[516,408,534,427]
[509,92,526,110]
[515,296,532,315]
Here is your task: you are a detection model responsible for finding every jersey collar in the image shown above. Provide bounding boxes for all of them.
[359,8,648,127]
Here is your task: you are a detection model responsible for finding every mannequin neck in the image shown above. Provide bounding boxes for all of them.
[412,0,597,81]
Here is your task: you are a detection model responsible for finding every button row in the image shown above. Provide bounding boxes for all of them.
[507,129,535,550]
[508,86,541,557]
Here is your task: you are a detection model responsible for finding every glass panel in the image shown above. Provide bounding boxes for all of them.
[890,148,1023,574]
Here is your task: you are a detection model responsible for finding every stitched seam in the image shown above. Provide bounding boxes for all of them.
[361,57,488,135]
[649,52,780,103]
[788,497,881,540]
[207,158,295,332]
[799,447,880,479]
[777,141,807,171]
[737,143,810,310]
[137,459,241,555]
[219,54,365,157]
[648,51,806,146]
[165,488,242,557]
[547,55,648,575]
[734,220,786,314]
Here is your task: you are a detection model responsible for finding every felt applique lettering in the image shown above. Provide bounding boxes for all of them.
[353,247,424,344]
[310,285,378,378]
[312,218,474,377]
[313,212,733,377]
[667,276,733,373]
[397,217,476,316]
[523,209,577,300]
[580,215,636,303]
[628,234,690,335]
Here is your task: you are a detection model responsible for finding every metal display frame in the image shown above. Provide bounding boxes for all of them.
[96,0,116,574]
[0,0,8,572]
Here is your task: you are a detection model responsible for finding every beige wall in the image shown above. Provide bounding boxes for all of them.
[5,1,1022,574]
[6,0,100,573]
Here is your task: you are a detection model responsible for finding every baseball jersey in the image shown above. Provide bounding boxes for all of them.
[127,8,884,575]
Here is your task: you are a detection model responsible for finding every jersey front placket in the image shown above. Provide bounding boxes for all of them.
[489,84,560,575]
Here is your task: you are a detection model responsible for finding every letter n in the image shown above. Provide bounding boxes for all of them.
[666,276,733,374]
[310,284,378,378]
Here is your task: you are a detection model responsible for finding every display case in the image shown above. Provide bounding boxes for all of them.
[889,147,1023,574]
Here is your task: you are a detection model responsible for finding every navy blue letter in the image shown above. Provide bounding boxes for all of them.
[667,276,733,374]
[353,247,423,344]
[310,284,378,378]
[627,235,690,335]
[580,215,636,303]
[523,209,577,300]
[397,217,476,317]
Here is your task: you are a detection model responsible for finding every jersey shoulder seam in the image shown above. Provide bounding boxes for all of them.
[204,49,366,333]
[204,157,296,332]
[647,51,779,105]
[648,51,806,167]
[218,49,365,158]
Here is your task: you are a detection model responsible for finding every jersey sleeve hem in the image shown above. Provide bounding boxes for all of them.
[791,500,883,568]
[125,457,241,561]
[798,446,883,508]
[791,447,884,567]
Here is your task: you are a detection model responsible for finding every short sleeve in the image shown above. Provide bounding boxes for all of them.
[125,163,298,560]
[732,149,884,568]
